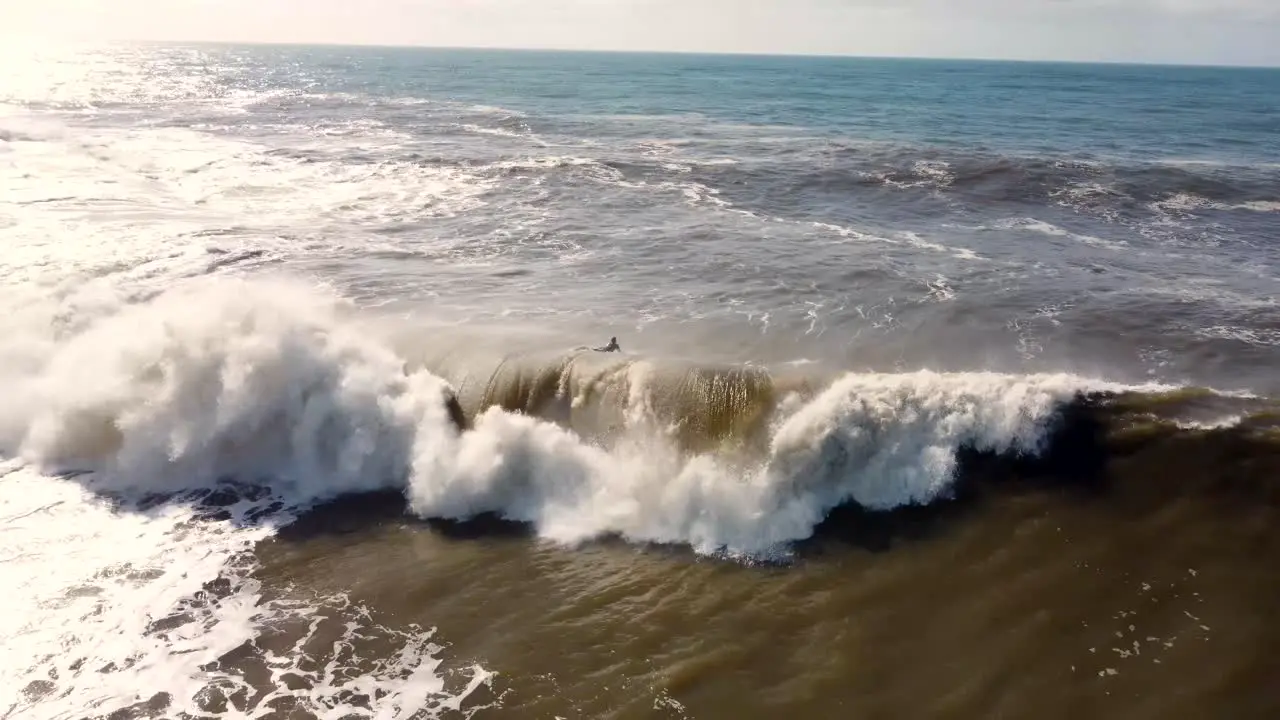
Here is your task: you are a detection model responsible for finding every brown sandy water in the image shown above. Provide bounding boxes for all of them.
[250,415,1280,719]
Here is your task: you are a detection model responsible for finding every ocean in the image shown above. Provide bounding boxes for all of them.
[1,44,1278,718]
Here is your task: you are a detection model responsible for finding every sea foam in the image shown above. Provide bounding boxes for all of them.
[3,277,1120,555]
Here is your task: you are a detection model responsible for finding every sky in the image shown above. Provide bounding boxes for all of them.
[4,0,1280,67]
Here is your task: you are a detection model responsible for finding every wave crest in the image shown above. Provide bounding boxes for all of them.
[3,278,1173,555]
[6,279,457,500]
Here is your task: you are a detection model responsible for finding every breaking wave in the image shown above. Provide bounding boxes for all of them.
[3,276,1227,557]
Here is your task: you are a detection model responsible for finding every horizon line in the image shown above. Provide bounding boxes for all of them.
[112,38,1280,71]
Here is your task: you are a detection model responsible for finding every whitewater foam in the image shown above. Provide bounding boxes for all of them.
[0,116,493,286]
[0,464,492,718]
[457,123,529,140]
[872,159,955,190]
[0,279,492,716]
[3,277,1141,555]
[1152,193,1280,214]
[405,348,1141,555]
[1196,325,1280,348]
[0,464,271,716]
[404,366,1139,554]
[4,278,451,499]
[994,217,1127,251]
[924,275,956,302]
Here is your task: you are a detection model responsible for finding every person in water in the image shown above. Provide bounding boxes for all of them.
[595,336,620,352]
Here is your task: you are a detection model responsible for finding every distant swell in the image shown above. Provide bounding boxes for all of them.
[692,147,1280,214]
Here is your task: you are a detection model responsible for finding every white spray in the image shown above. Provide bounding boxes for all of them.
[2,277,1120,555]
